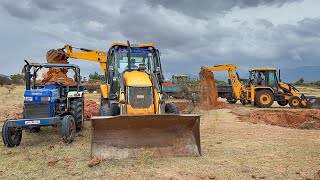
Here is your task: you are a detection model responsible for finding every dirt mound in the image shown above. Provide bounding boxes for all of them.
[41,70,76,86]
[39,49,76,86]
[84,99,99,120]
[237,110,320,129]
[199,70,218,109]
[163,81,175,87]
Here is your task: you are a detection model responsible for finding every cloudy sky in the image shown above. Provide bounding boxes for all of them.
[0,0,319,80]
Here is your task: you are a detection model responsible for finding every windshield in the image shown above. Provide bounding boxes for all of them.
[115,47,155,73]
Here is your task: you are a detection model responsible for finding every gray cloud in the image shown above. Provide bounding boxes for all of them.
[147,0,301,18]
[0,0,319,82]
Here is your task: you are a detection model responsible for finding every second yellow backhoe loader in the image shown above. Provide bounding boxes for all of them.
[200,64,320,109]
[47,41,200,159]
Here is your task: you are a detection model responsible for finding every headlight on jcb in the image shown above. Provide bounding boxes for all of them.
[41,97,51,101]
[24,97,33,101]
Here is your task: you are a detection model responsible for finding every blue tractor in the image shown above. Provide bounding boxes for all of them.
[1,61,84,147]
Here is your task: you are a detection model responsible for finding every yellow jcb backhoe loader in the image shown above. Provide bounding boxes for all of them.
[200,64,320,109]
[200,64,247,104]
[47,41,201,159]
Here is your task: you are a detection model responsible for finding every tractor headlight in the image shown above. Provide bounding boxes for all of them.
[41,97,51,101]
[24,97,33,101]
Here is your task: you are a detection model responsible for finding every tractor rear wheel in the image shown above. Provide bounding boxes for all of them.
[277,100,288,106]
[288,96,301,108]
[254,90,274,108]
[70,98,84,132]
[62,115,76,144]
[165,103,179,114]
[2,121,22,147]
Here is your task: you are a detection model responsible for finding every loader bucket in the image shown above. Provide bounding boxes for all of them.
[301,95,320,109]
[307,98,320,109]
[91,114,201,159]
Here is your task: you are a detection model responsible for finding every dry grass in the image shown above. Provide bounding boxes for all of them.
[0,86,320,179]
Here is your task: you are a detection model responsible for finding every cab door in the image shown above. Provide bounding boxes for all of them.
[266,70,279,92]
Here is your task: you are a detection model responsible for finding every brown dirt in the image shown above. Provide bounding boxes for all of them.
[84,99,99,120]
[163,81,175,87]
[40,49,76,86]
[236,110,320,129]
[174,101,230,113]
[199,70,219,109]
[88,157,101,167]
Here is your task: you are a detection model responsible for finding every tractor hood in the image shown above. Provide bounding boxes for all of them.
[24,85,60,102]
[124,71,152,87]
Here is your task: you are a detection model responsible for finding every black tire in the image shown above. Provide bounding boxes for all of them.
[2,121,22,147]
[254,90,274,108]
[288,96,301,108]
[111,103,120,116]
[30,127,40,133]
[227,99,237,104]
[62,115,76,144]
[70,98,84,132]
[165,103,179,114]
[100,103,113,116]
[100,102,120,116]
[277,100,288,106]
[240,99,246,105]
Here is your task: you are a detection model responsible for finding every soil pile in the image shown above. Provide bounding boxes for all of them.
[238,110,320,129]
[84,99,99,120]
[40,49,76,86]
[163,81,175,87]
[200,70,218,109]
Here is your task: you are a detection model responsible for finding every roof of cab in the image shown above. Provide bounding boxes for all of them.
[111,42,155,48]
[250,68,277,71]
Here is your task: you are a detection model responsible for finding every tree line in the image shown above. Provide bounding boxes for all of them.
[0,74,24,86]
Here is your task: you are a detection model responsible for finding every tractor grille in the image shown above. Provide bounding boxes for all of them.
[24,104,50,118]
[128,87,153,109]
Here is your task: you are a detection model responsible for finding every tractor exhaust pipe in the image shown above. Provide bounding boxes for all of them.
[24,60,31,90]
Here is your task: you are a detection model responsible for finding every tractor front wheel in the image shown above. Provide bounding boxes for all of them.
[288,96,301,108]
[2,121,22,147]
[62,115,76,144]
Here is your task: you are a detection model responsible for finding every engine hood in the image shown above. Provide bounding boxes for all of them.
[124,71,152,87]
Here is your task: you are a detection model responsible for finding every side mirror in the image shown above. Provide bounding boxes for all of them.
[109,66,114,71]
[156,67,161,73]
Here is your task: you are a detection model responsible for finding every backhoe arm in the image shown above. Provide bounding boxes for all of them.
[201,64,245,99]
[63,44,108,74]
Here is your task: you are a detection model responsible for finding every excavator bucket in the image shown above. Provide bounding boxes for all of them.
[301,95,320,109]
[91,114,201,159]
[46,49,68,63]
[306,97,320,109]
